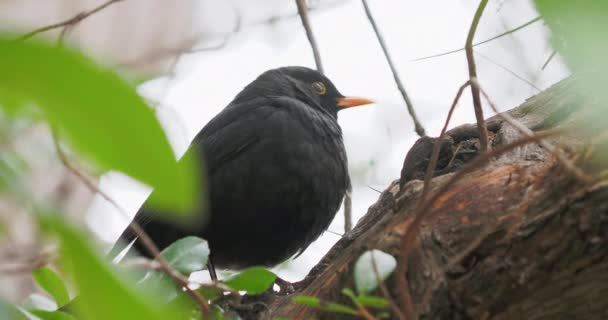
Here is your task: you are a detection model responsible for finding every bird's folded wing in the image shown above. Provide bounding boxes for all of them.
[110,102,292,258]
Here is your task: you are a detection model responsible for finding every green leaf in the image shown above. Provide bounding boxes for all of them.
[159,236,209,274]
[354,250,397,295]
[29,310,76,320]
[223,267,276,294]
[533,1,608,164]
[44,217,184,320]
[292,296,321,307]
[355,296,389,309]
[22,294,56,312]
[138,236,209,301]
[196,286,224,301]
[32,267,70,307]
[0,37,198,214]
[293,295,357,316]
[534,0,608,74]
[323,303,358,315]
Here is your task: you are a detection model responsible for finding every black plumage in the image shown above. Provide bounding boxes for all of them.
[112,66,372,274]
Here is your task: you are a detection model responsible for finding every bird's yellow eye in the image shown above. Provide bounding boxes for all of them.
[312,82,326,95]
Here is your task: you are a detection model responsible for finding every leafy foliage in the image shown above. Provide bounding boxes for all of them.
[223,267,277,294]
[32,267,70,308]
[139,236,209,301]
[43,216,186,320]
[0,36,198,214]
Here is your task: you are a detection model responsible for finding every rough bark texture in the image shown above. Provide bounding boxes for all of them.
[231,78,607,320]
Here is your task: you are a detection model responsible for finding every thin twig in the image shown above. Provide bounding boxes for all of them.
[50,131,210,316]
[465,0,490,152]
[344,188,353,233]
[397,79,472,318]
[367,185,382,194]
[295,0,325,74]
[361,0,426,137]
[474,50,542,92]
[471,79,592,183]
[395,129,560,318]
[541,50,557,70]
[15,0,125,42]
[370,251,406,320]
[411,16,542,62]
[420,80,471,202]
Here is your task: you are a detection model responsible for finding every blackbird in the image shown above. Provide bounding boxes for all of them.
[111,66,372,279]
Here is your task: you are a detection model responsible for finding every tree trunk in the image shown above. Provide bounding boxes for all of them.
[238,78,608,319]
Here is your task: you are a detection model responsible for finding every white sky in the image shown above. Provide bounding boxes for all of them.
[87,0,569,282]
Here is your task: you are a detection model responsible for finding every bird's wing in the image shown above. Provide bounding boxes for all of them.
[187,101,279,174]
[111,101,287,258]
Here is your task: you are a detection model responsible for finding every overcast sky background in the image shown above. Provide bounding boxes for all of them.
[83,0,569,281]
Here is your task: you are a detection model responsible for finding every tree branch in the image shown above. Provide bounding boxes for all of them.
[360,0,426,137]
[295,0,325,74]
[15,0,126,42]
[465,0,490,152]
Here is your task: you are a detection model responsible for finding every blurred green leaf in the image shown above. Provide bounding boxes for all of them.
[292,296,321,307]
[0,37,198,214]
[292,296,358,316]
[159,236,209,274]
[533,1,608,163]
[196,286,224,301]
[29,310,76,320]
[223,267,276,294]
[354,250,396,295]
[323,303,358,315]
[22,294,56,312]
[355,296,389,309]
[341,288,388,309]
[44,217,184,320]
[534,0,608,74]
[32,267,70,307]
[139,236,209,301]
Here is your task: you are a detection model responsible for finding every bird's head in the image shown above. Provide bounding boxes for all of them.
[234,66,373,118]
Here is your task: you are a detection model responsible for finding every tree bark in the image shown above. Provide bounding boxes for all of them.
[237,78,608,319]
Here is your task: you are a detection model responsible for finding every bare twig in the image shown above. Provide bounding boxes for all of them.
[421,80,472,201]
[474,50,542,92]
[471,79,592,183]
[370,251,406,320]
[541,50,557,70]
[295,0,325,73]
[465,0,490,152]
[15,0,125,42]
[344,188,353,233]
[395,129,560,318]
[412,16,542,62]
[360,0,426,137]
[50,131,210,316]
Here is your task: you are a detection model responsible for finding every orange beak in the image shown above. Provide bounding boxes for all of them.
[336,96,374,109]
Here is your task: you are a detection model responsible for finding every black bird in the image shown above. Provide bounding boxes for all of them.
[112,66,373,278]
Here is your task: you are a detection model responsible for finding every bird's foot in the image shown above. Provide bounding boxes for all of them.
[274,276,295,295]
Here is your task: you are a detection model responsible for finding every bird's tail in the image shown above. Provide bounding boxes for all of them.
[107,205,201,260]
